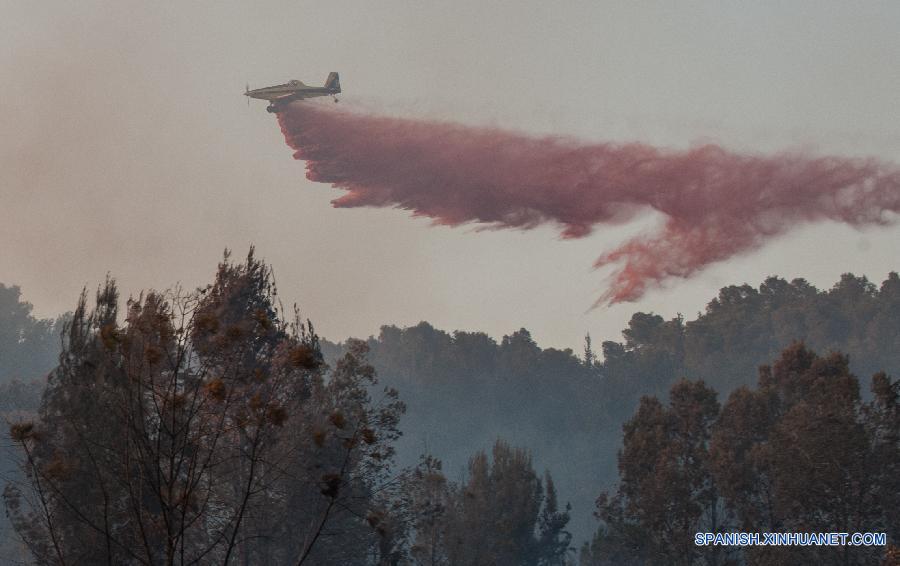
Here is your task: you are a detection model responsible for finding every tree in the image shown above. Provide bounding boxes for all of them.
[866,371,900,544]
[589,380,728,566]
[0,378,45,562]
[583,334,595,368]
[4,250,404,565]
[0,284,67,560]
[711,343,897,565]
[403,440,570,565]
[589,343,899,565]
[407,455,450,566]
[534,473,573,565]
[284,272,900,545]
[0,283,66,382]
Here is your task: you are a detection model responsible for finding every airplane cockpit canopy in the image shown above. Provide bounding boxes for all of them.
[288,80,303,86]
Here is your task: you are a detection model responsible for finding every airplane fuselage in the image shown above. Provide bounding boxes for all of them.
[245,82,338,101]
[245,73,341,112]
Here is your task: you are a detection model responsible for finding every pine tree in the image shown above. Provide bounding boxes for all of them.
[4,250,404,565]
[583,333,595,368]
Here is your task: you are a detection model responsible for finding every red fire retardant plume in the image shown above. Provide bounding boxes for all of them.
[277,103,900,305]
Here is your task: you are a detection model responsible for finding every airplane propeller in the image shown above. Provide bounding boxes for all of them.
[246,83,250,106]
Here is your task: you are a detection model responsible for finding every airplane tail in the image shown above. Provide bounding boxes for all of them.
[325,72,340,92]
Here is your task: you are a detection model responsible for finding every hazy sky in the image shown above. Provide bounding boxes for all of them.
[2,1,899,351]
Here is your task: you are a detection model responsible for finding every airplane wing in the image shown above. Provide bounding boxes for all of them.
[268,91,328,103]
[267,93,300,102]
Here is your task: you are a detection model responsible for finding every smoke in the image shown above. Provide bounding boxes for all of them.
[278,103,900,305]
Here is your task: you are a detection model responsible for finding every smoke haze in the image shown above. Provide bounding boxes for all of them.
[278,103,900,304]
[4,1,900,350]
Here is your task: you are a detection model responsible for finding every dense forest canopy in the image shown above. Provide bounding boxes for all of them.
[320,272,900,540]
[1,270,898,561]
[601,272,900,402]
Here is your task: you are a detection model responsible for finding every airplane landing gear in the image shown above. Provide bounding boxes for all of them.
[333,96,339,103]
[266,105,277,113]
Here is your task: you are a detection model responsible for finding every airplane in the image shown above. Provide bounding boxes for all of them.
[245,72,341,113]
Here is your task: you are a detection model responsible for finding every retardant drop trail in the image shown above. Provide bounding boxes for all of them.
[278,102,900,305]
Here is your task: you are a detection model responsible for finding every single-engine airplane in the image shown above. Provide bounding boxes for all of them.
[245,72,341,113]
